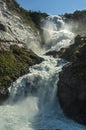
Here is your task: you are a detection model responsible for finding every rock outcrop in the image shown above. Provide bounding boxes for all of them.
[45,50,58,57]
[0,0,46,102]
[0,44,43,103]
[57,35,86,125]
[0,0,43,51]
[58,35,86,62]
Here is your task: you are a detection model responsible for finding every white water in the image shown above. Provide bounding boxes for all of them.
[0,16,86,130]
[42,16,74,52]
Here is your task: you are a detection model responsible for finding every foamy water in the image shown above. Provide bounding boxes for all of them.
[0,15,85,130]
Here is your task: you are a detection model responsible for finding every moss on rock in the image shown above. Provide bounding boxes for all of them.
[57,35,86,125]
[58,36,86,62]
[0,44,43,102]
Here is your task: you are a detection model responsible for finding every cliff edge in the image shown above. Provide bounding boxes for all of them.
[57,35,86,125]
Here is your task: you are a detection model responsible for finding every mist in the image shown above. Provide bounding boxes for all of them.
[40,15,75,53]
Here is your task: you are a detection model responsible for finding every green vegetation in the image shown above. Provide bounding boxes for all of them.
[0,0,46,101]
[4,0,48,31]
[29,11,48,29]
[58,35,86,91]
[58,36,86,125]
[64,10,86,22]
[58,36,86,62]
[0,44,43,100]
[64,10,86,34]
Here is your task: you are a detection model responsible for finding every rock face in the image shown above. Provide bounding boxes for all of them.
[58,35,86,62]
[57,35,86,125]
[45,50,58,57]
[0,44,43,102]
[0,0,46,102]
[0,0,42,50]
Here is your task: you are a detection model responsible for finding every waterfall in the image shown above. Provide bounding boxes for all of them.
[0,16,86,130]
[41,15,74,52]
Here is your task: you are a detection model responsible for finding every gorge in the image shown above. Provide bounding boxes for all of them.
[0,0,86,130]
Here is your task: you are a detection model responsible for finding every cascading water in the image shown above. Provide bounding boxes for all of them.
[41,16,74,52]
[0,16,86,130]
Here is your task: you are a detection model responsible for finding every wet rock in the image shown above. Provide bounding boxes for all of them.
[58,62,86,125]
[0,89,9,104]
[45,50,58,57]
[58,35,86,61]
[0,23,6,31]
[0,45,43,102]
[57,35,86,125]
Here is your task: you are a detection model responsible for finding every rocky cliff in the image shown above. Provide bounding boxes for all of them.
[57,35,86,125]
[0,0,42,49]
[0,0,46,102]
